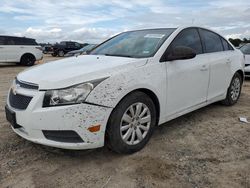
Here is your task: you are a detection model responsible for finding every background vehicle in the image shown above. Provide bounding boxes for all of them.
[51,41,87,57]
[239,43,250,77]
[5,26,244,154]
[42,44,53,54]
[0,36,43,66]
[65,44,97,57]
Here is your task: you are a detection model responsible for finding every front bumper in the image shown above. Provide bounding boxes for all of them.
[6,89,112,150]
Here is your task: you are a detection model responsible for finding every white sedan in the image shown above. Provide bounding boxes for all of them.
[239,43,250,77]
[5,26,245,154]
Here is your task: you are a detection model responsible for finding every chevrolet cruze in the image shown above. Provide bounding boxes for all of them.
[5,26,245,154]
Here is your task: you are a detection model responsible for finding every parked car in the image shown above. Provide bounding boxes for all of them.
[239,43,250,77]
[65,44,97,57]
[42,45,53,54]
[0,36,43,66]
[5,26,244,154]
[51,41,86,57]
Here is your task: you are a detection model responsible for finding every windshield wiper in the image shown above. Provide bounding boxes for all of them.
[104,53,134,58]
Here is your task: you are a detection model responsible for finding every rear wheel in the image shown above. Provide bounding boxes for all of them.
[58,50,65,57]
[20,54,36,66]
[106,91,157,154]
[221,72,242,106]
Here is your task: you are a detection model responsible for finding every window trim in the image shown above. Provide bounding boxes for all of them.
[160,27,204,62]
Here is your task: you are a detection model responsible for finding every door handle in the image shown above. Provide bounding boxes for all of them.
[0,47,4,48]
[226,59,231,64]
[200,65,208,71]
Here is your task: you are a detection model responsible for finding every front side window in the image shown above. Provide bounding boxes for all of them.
[90,28,176,58]
[240,44,250,55]
[221,38,229,51]
[168,28,203,54]
[200,29,224,53]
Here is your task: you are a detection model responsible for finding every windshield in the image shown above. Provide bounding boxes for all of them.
[240,44,250,55]
[90,28,176,58]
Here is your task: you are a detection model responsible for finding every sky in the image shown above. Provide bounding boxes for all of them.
[0,0,249,44]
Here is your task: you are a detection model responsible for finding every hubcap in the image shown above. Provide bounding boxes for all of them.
[120,102,151,145]
[59,51,64,56]
[230,77,241,101]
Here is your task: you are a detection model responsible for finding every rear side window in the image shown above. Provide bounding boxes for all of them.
[221,38,234,51]
[169,28,203,54]
[200,29,224,53]
[5,37,37,45]
[221,38,229,51]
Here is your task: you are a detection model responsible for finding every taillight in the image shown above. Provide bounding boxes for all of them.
[36,47,43,51]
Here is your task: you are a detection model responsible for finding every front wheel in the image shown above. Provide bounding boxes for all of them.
[58,50,65,57]
[221,72,242,106]
[106,91,157,154]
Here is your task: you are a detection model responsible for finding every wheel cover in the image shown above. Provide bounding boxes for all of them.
[59,51,64,56]
[230,77,241,101]
[120,102,151,145]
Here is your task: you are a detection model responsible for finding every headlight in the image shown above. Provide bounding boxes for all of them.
[43,79,106,107]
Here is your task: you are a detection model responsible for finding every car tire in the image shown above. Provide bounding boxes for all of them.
[106,91,157,154]
[52,53,57,57]
[20,54,36,66]
[58,50,65,57]
[221,72,242,106]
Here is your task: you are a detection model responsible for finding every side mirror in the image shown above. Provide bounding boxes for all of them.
[166,46,196,61]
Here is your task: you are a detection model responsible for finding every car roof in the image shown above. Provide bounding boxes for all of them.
[0,35,35,40]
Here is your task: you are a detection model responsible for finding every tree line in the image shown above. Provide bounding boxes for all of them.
[228,38,250,47]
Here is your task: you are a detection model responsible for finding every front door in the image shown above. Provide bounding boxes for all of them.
[162,28,209,116]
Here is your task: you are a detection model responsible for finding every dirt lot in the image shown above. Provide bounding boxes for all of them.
[0,55,249,188]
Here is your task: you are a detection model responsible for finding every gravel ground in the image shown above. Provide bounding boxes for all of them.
[0,55,250,188]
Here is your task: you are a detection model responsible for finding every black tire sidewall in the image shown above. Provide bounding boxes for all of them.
[106,91,157,154]
[21,54,35,66]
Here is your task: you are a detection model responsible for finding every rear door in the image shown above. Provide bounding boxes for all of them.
[199,29,232,100]
[4,37,21,62]
[163,28,210,116]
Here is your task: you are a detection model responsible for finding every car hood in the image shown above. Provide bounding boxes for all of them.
[17,55,148,90]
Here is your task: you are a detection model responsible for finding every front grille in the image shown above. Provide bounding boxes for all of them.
[42,130,84,143]
[9,89,33,110]
[245,72,250,76]
[16,79,38,90]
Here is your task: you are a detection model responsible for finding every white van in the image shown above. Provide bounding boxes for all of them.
[0,36,43,66]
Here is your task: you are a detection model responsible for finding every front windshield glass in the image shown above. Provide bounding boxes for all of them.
[240,44,250,55]
[90,28,176,58]
[81,44,96,51]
